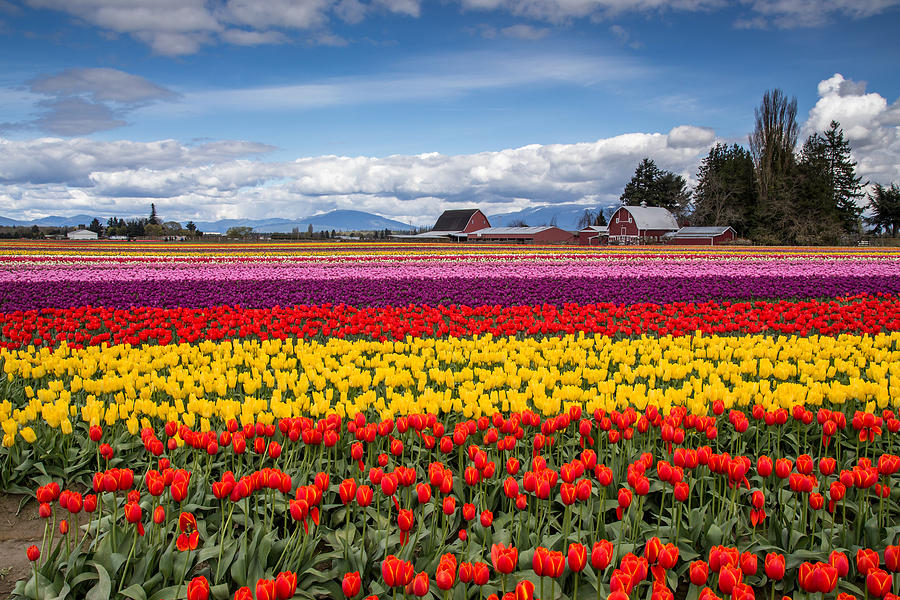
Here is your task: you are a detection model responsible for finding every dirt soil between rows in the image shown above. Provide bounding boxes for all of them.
[0,494,44,599]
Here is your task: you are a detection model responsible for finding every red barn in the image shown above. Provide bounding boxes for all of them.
[577,225,608,245]
[468,226,575,244]
[670,226,736,245]
[431,209,490,234]
[392,208,490,241]
[608,205,679,244]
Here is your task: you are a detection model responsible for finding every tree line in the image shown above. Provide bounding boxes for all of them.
[600,88,897,244]
[91,204,201,239]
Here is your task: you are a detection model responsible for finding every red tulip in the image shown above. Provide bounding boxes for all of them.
[409,571,429,597]
[867,569,892,598]
[356,485,373,507]
[491,543,518,574]
[274,571,297,600]
[480,510,493,528]
[568,543,587,572]
[739,552,757,576]
[830,551,850,577]
[857,548,880,576]
[515,580,534,600]
[885,545,900,572]
[256,579,277,600]
[591,540,614,570]
[186,576,210,600]
[764,553,785,580]
[717,565,742,594]
[689,560,708,586]
[473,562,490,585]
[233,587,253,600]
[443,496,456,515]
[26,544,40,562]
[339,479,357,505]
[415,483,431,504]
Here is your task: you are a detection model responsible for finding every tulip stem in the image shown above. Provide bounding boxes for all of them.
[117,528,138,594]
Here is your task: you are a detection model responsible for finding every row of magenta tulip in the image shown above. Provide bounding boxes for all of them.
[1,294,898,349]
[16,403,900,599]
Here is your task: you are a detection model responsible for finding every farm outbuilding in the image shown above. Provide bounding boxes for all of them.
[67,229,98,240]
[467,226,574,244]
[670,226,736,245]
[392,208,490,241]
[577,225,609,245]
[607,205,679,244]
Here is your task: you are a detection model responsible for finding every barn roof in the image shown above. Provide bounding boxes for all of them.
[579,225,608,233]
[619,206,679,231]
[471,226,561,235]
[675,226,735,237]
[432,209,481,232]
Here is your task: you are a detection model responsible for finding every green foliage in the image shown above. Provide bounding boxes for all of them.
[692,144,756,237]
[867,183,900,236]
[620,158,690,218]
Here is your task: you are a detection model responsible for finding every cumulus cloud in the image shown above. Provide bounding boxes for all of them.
[803,73,900,186]
[0,125,716,224]
[735,0,900,28]
[23,0,899,55]
[25,0,421,56]
[16,68,178,135]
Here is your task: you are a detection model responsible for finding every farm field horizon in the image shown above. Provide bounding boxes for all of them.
[1,241,899,600]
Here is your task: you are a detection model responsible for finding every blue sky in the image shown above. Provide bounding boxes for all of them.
[1,0,899,224]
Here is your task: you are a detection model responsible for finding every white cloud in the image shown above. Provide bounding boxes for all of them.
[804,73,900,186]
[736,0,900,28]
[14,68,177,135]
[0,125,716,224]
[22,0,898,56]
[24,0,420,55]
[153,50,644,116]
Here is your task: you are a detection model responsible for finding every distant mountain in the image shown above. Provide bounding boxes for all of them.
[0,214,98,228]
[257,210,414,234]
[489,204,616,230]
[32,214,99,227]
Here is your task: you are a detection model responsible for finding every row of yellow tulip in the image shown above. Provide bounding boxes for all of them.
[2,332,899,446]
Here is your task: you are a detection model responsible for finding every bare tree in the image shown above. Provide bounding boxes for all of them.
[749,89,799,242]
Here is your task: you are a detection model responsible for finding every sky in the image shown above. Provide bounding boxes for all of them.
[0,0,899,226]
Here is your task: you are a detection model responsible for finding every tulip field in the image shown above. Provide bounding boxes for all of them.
[2,240,900,600]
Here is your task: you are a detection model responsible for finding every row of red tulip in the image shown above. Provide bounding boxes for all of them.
[2,293,898,348]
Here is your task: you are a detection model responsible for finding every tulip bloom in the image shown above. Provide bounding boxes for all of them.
[491,543,518,574]
[867,569,892,598]
[342,572,362,598]
[409,571,430,597]
[568,543,587,572]
[274,571,297,600]
[689,561,708,586]
[186,576,210,600]
[764,553,785,580]
[26,545,40,562]
[592,540,614,570]
[857,548,880,576]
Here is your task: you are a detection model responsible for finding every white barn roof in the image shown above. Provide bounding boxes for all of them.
[619,206,679,231]
[470,226,559,235]
[675,226,735,237]
[67,229,98,240]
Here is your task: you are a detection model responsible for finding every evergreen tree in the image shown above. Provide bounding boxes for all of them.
[867,183,900,237]
[149,204,160,225]
[794,134,844,244]
[822,121,865,234]
[88,218,104,236]
[692,144,756,236]
[620,158,690,218]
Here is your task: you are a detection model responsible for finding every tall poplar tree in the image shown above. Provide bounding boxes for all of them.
[749,89,799,243]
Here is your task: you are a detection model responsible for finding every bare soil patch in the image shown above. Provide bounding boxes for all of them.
[0,494,44,599]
